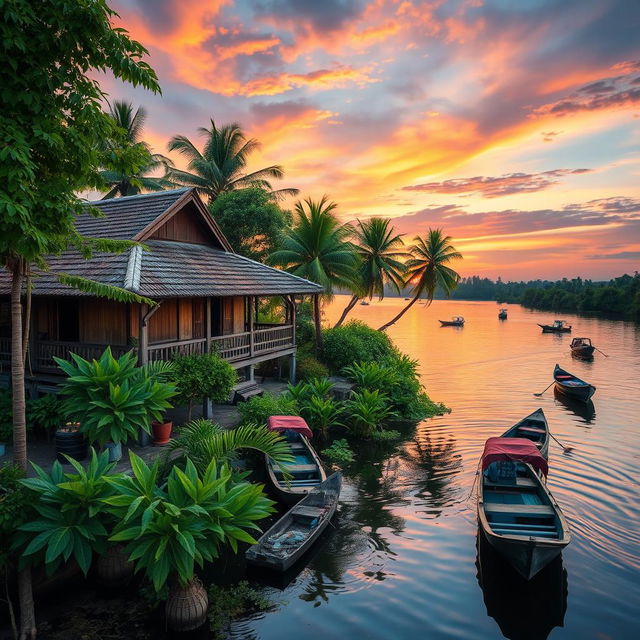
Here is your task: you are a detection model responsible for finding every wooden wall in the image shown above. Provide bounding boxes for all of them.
[149,202,220,246]
[148,298,207,344]
[79,300,128,345]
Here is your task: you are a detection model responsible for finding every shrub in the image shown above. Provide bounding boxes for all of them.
[305,378,334,398]
[370,429,402,442]
[342,362,398,394]
[208,581,274,637]
[345,389,397,437]
[13,449,116,575]
[27,394,64,437]
[301,395,344,437]
[172,353,237,421]
[237,393,298,428]
[0,464,32,568]
[285,380,311,405]
[55,348,176,446]
[321,439,354,465]
[321,321,394,372]
[296,350,329,381]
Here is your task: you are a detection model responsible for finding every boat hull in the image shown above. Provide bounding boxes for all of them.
[439,321,464,326]
[500,409,549,460]
[539,324,571,333]
[570,345,595,358]
[554,381,596,402]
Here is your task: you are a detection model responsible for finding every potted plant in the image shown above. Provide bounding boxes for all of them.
[151,414,173,446]
[104,452,274,631]
[27,394,65,441]
[54,421,87,463]
[54,348,176,462]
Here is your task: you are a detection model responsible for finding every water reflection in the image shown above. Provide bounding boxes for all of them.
[476,530,568,640]
[553,387,596,424]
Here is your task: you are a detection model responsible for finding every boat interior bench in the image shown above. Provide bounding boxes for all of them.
[484,477,536,488]
[292,505,325,522]
[274,464,319,480]
[483,503,555,515]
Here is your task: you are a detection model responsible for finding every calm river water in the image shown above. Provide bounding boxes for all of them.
[238,298,640,640]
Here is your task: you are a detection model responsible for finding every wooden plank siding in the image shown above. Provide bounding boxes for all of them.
[79,299,128,345]
[148,202,214,245]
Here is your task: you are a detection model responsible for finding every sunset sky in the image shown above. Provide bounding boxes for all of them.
[105,0,640,280]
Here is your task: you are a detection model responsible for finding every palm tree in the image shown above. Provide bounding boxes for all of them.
[269,196,358,350]
[378,229,461,331]
[167,119,299,201]
[100,101,173,198]
[334,218,407,328]
[166,419,294,474]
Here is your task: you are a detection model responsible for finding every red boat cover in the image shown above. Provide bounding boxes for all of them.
[481,437,548,476]
[267,415,313,439]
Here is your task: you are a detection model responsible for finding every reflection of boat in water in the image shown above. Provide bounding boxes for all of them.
[553,387,595,424]
[477,438,570,579]
[476,529,568,640]
[498,308,508,320]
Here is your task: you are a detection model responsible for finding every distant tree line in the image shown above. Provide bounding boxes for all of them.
[421,273,640,319]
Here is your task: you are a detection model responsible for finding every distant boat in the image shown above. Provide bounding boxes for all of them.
[538,320,571,333]
[498,308,508,320]
[500,409,549,459]
[477,437,570,580]
[553,364,596,402]
[246,472,342,572]
[570,337,595,358]
[265,416,326,505]
[404,297,410,300]
[360,300,370,306]
[439,315,465,326]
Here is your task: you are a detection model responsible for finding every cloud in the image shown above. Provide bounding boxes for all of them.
[402,168,592,198]
[586,251,640,260]
[534,60,640,117]
[252,0,366,32]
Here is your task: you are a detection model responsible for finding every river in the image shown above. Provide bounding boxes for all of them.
[238,297,640,640]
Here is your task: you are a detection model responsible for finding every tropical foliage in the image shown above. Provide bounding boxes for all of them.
[168,120,298,201]
[0,464,31,568]
[171,353,237,422]
[27,394,65,438]
[237,393,298,428]
[345,389,397,437]
[209,188,292,262]
[378,228,461,331]
[321,321,394,372]
[105,453,273,591]
[270,196,358,348]
[167,419,294,474]
[14,450,116,575]
[321,439,355,465]
[55,348,176,446]
[335,217,407,327]
[99,101,173,198]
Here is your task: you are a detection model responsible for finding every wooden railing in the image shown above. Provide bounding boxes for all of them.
[0,324,296,374]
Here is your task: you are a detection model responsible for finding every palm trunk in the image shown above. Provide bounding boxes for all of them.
[334,295,359,328]
[9,259,37,639]
[378,295,423,331]
[313,294,323,353]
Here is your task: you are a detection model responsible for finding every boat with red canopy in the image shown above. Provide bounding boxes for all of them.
[265,416,327,505]
[477,437,570,580]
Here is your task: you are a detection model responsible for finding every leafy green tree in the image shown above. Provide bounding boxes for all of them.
[168,120,298,201]
[335,218,407,327]
[269,196,358,350]
[1,2,159,634]
[208,188,292,261]
[378,229,462,331]
[99,101,173,198]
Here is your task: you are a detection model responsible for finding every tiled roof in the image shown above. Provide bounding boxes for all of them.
[138,241,322,297]
[0,241,322,297]
[76,188,191,239]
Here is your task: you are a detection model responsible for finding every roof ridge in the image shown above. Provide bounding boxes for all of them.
[86,188,191,206]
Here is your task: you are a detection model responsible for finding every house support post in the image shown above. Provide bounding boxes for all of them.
[203,296,212,418]
[139,304,149,365]
[248,295,254,357]
[289,352,297,384]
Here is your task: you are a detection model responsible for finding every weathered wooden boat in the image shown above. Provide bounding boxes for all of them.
[498,308,508,320]
[538,320,571,333]
[476,529,567,640]
[500,409,549,459]
[570,337,595,358]
[553,364,596,402]
[265,416,327,505]
[246,472,342,572]
[477,437,570,580]
[439,315,465,326]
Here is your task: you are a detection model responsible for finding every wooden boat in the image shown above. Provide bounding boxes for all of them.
[553,364,596,402]
[538,320,571,333]
[570,337,595,358]
[439,315,465,326]
[246,472,342,572]
[498,308,508,320]
[360,300,370,306]
[500,409,549,460]
[265,416,327,505]
[477,437,570,580]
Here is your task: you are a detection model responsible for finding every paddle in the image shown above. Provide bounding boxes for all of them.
[549,431,573,454]
[595,347,609,357]
[534,381,554,397]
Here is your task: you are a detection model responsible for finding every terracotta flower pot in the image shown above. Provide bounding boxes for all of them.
[96,544,134,587]
[151,420,173,445]
[165,576,208,631]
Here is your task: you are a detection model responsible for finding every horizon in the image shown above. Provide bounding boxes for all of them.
[104,0,640,280]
